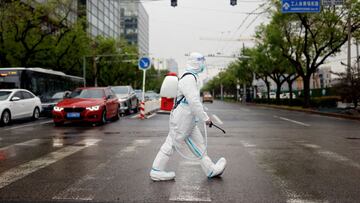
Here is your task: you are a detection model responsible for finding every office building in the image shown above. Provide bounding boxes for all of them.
[79,0,122,38]
[120,2,149,55]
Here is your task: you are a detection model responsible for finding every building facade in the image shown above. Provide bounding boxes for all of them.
[120,2,149,55]
[78,0,122,38]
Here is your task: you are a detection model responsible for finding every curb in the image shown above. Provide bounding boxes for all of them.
[248,103,360,121]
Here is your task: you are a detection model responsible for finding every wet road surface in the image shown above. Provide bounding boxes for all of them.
[0,101,360,202]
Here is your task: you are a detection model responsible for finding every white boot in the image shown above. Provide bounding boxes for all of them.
[201,156,226,178]
[208,157,226,178]
[150,150,175,181]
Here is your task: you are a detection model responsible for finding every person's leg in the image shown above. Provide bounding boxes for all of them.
[150,134,176,181]
[186,126,227,178]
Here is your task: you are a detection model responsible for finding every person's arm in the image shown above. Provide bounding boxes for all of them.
[178,75,209,122]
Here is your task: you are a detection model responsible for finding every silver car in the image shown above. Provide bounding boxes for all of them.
[111,86,139,115]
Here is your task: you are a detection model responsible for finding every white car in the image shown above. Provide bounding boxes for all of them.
[0,89,42,126]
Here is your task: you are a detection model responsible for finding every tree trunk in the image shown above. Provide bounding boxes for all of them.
[266,81,270,101]
[276,82,281,103]
[303,75,311,108]
[287,79,293,105]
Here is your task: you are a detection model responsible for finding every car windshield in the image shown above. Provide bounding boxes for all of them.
[69,89,104,99]
[51,92,64,99]
[0,91,12,101]
[112,86,129,94]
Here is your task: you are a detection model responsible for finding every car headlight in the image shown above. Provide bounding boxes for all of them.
[86,105,100,111]
[53,106,64,112]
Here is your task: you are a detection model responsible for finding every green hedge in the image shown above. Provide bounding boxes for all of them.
[253,97,339,108]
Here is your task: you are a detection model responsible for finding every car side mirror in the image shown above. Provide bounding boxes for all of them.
[11,97,20,101]
[106,95,111,100]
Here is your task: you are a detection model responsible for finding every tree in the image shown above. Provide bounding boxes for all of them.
[333,65,360,108]
[265,0,360,107]
[0,0,90,76]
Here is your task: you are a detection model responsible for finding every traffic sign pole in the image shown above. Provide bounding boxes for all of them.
[138,56,151,120]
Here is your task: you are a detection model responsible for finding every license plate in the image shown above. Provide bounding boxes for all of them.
[67,112,80,118]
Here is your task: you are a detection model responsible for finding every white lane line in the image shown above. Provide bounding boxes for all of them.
[131,114,139,119]
[0,139,44,151]
[240,140,256,148]
[0,138,100,189]
[3,120,53,131]
[146,113,157,119]
[274,116,311,127]
[300,143,360,169]
[169,161,211,202]
[241,140,326,203]
[53,139,151,201]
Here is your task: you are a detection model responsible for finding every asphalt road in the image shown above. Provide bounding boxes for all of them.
[0,101,360,203]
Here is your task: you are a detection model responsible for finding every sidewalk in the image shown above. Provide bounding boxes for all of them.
[247,103,360,121]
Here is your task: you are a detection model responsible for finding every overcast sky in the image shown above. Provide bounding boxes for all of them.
[142,0,357,80]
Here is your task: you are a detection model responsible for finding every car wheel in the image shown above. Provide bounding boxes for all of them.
[32,107,40,120]
[0,110,11,126]
[100,109,107,125]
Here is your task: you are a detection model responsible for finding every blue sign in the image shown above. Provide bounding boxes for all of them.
[138,57,151,70]
[282,0,320,13]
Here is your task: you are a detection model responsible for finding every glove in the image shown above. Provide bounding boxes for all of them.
[206,119,213,127]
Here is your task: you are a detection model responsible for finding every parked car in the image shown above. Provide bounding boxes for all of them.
[145,91,160,101]
[134,89,143,101]
[0,89,42,126]
[52,87,119,126]
[202,91,213,103]
[111,86,139,114]
[41,91,71,116]
[269,92,276,99]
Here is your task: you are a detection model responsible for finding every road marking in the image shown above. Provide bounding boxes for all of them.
[131,114,139,119]
[3,120,53,131]
[0,139,44,151]
[300,143,360,169]
[241,140,327,203]
[274,116,311,127]
[0,138,100,189]
[240,140,256,148]
[169,161,211,202]
[53,139,151,201]
[146,113,157,119]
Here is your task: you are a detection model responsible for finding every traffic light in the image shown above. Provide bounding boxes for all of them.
[171,0,177,7]
[230,0,237,6]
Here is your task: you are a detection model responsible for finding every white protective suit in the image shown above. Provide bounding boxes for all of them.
[150,52,226,181]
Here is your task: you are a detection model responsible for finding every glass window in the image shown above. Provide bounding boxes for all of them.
[22,91,34,99]
[69,89,105,99]
[111,86,129,94]
[0,91,12,101]
[13,91,24,100]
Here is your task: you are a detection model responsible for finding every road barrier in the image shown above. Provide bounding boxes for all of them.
[138,100,160,119]
[144,100,160,115]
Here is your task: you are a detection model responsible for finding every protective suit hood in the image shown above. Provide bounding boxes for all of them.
[186,52,206,74]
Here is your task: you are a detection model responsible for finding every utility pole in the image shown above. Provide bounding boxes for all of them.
[242,42,246,103]
[356,40,360,77]
[347,0,352,77]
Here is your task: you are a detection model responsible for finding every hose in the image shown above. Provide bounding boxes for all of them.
[173,121,208,161]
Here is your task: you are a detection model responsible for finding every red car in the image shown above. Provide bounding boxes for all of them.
[52,87,119,126]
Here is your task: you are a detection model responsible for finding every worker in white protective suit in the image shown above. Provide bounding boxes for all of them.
[150,52,227,181]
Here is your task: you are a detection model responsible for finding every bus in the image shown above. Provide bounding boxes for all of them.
[0,67,84,103]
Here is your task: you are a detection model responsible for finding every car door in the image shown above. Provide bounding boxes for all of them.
[21,91,36,117]
[104,88,116,117]
[9,91,26,119]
